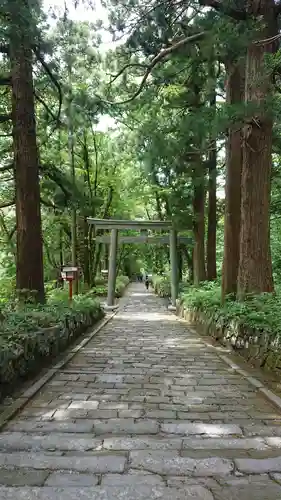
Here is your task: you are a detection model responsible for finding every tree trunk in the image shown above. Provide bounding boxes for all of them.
[178,246,183,282]
[11,32,45,302]
[58,225,64,288]
[92,243,103,283]
[237,0,277,298]
[207,63,217,281]
[83,218,90,289]
[193,163,206,285]
[104,243,109,270]
[77,217,90,289]
[222,60,245,299]
[207,143,217,280]
[67,64,78,294]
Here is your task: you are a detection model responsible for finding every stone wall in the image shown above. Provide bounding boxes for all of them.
[0,308,104,401]
[177,303,281,375]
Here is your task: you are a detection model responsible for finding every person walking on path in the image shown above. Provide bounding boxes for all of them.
[145,273,149,291]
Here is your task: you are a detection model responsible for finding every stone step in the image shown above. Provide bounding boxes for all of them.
[0,453,126,473]
[161,422,243,436]
[183,437,277,451]
[2,433,281,454]
[4,420,95,433]
[5,449,279,476]
[0,433,183,452]
[0,485,214,500]
[0,432,102,452]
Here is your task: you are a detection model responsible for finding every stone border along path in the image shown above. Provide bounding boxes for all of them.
[2,284,281,498]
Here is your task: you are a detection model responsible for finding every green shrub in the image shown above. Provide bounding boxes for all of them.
[47,287,70,304]
[0,295,104,399]
[152,274,189,298]
[94,277,107,286]
[85,275,129,299]
[180,282,281,339]
[152,275,171,297]
[86,285,108,297]
[115,275,130,297]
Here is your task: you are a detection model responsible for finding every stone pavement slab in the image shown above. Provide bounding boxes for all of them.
[0,486,215,500]
[211,475,281,500]
[45,472,99,487]
[130,450,233,476]
[0,452,126,473]
[1,283,281,498]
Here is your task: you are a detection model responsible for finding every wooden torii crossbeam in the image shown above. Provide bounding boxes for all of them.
[87,218,186,310]
[87,218,172,230]
[94,235,192,244]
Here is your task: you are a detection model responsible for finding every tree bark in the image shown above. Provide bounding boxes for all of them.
[104,243,109,270]
[237,0,277,298]
[92,243,103,283]
[178,246,183,281]
[11,32,45,302]
[222,60,245,299]
[193,162,206,285]
[207,145,217,280]
[77,217,90,289]
[207,61,217,281]
[83,217,90,289]
[67,64,78,294]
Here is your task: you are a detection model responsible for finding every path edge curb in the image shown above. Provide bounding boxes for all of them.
[181,319,281,413]
[0,309,118,430]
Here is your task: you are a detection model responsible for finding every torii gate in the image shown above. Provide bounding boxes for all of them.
[87,218,191,310]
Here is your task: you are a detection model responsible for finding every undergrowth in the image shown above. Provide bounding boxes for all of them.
[180,281,281,337]
[153,273,281,337]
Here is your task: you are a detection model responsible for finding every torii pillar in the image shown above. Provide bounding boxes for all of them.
[107,228,118,309]
[168,228,178,311]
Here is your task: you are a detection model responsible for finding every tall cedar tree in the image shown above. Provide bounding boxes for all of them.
[237,0,277,297]
[207,61,217,280]
[10,3,45,302]
[222,59,244,299]
[204,0,278,297]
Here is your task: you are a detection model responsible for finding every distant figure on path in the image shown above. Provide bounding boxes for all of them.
[145,274,149,291]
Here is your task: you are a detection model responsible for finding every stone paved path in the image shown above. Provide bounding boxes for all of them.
[1,284,281,498]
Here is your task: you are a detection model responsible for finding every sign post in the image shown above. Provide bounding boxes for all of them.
[61,266,78,302]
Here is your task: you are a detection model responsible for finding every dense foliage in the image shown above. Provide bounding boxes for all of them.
[0,295,104,398]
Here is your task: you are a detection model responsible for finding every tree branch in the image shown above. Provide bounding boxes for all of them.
[0,75,12,86]
[199,0,246,20]
[109,63,148,84]
[33,48,62,124]
[0,163,13,173]
[35,91,61,124]
[101,31,206,105]
[9,224,16,239]
[0,199,15,208]
[40,197,56,209]
[0,44,9,55]
[91,126,99,198]
[40,163,72,201]
[0,113,12,123]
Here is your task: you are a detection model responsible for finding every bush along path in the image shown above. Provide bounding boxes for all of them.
[177,282,281,376]
[0,276,129,401]
[1,284,281,498]
[0,296,104,401]
[153,275,281,377]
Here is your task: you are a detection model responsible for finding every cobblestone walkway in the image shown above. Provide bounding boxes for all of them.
[1,284,281,498]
